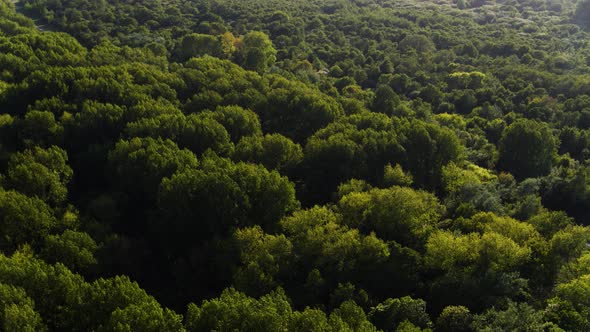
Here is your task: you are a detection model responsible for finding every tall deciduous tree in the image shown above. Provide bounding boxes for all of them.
[240,31,277,73]
[4,146,72,205]
[498,119,556,179]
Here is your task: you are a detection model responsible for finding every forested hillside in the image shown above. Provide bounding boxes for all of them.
[1,0,590,329]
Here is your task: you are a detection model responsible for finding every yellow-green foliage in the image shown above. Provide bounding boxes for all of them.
[447,71,486,89]
[425,229,531,273]
[472,212,543,246]
[434,113,466,131]
[442,162,497,193]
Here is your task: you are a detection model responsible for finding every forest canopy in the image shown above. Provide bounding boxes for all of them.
[1,0,590,330]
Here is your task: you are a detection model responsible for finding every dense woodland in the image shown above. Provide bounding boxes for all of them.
[1,0,590,329]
